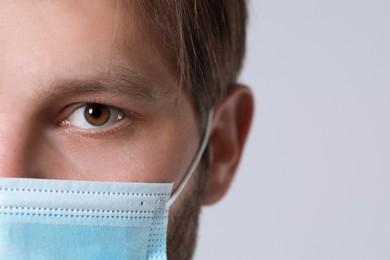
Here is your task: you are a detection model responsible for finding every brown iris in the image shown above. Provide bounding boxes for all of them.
[84,104,110,126]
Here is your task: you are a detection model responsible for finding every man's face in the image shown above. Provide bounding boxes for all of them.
[0,1,204,259]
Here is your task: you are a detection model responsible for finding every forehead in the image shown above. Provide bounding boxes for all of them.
[0,0,176,97]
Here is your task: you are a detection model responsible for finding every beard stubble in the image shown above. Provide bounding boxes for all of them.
[166,155,209,260]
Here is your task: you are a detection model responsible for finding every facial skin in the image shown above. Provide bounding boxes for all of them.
[0,1,253,259]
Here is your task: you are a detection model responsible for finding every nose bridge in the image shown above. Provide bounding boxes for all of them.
[0,114,30,178]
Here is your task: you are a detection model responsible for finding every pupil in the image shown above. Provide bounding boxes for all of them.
[89,108,102,118]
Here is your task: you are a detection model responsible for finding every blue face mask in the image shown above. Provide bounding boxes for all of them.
[0,113,213,260]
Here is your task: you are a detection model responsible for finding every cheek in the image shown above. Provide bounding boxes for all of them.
[31,114,199,184]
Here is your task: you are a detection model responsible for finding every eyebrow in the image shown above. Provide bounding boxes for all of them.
[37,65,172,103]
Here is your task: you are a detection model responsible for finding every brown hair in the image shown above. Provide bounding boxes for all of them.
[135,0,248,124]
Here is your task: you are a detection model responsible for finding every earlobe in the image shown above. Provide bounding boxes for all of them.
[202,84,254,205]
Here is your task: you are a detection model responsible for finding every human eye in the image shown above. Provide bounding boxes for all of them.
[59,103,125,130]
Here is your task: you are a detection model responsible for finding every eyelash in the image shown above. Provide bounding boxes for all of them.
[57,100,140,138]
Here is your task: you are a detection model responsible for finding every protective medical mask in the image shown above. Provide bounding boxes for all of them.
[0,112,213,260]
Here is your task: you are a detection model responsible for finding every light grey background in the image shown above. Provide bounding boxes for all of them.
[195,0,390,259]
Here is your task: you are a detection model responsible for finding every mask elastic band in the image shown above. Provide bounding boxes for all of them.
[166,110,214,208]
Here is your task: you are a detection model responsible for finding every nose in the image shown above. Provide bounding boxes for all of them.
[0,115,30,178]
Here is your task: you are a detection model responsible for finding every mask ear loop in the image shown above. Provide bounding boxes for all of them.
[166,110,214,208]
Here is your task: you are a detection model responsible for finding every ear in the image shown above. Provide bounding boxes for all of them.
[202,84,254,205]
